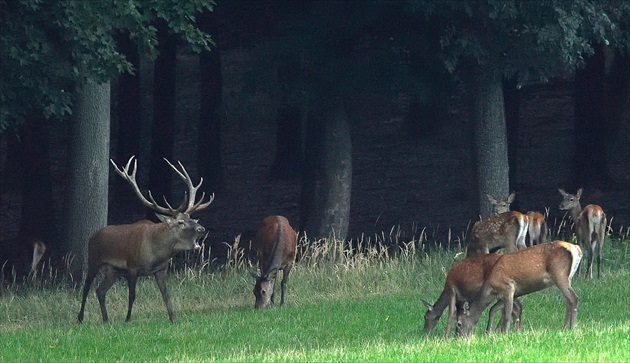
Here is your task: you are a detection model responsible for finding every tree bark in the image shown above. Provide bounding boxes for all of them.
[503,76,521,207]
[468,65,510,217]
[63,80,111,274]
[300,101,352,240]
[148,20,177,219]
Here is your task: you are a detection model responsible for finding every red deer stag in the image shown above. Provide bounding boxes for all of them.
[250,216,297,309]
[77,156,213,323]
[558,188,606,279]
[456,241,582,337]
[466,194,528,257]
[487,193,548,247]
[422,253,523,338]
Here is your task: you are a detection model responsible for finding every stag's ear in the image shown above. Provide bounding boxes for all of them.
[155,213,174,225]
[421,299,433,311]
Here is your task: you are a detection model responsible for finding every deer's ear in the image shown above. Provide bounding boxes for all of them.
[576,188,583,198]
[558,189,568,196]
[507,192,516,204]
[462,301,470,313]
[156,213,175,226]
[486,194,496,203]
[264,268,279,280]
[421,299,433,311]
[250,271,260,280]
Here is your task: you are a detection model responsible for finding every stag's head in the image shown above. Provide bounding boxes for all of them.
[111,156,213,250]
[156,212,206,251]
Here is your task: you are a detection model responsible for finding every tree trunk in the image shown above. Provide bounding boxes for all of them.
[272,106,303,179]
[300,100,352,240]
[197,11,224,192]
[574,45,608,189]
[468,65,510,217]
[113,32,142,213]
[63,80,111,274]
[148,20,177,219]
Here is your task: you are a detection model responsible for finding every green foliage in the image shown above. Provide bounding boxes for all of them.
[0,0,215,132]
[410,0,630,83]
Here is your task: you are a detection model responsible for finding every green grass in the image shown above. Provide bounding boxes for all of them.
[1,237,629,362]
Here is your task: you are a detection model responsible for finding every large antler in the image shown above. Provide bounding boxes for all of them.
[110,156,181,216]
[162,158,214,215]
[111,156,214,216]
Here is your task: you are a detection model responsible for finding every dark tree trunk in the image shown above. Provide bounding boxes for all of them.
[503,76,521,208]
[113,32,142,215]
[574,45,608,189]
[300,100,352,240]
[197,11,224,192]
[468,65,510,217]
[63,80,110,273]
[148,20,177,219]
[604,50,630,190]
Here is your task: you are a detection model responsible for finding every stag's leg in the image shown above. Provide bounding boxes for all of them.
[125,272,138,322]
[280,264,293,306]
[154,269,175,322]
[486,301,504,333]
[96,266,118,323]
[77,268,99,323]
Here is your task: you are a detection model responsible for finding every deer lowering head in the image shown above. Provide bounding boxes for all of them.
[456,241,582,337]
[77,156,213,323]
[422,253,523,338]
[558,188,606,279]
[466,194,528,257]
[250,216,297,309]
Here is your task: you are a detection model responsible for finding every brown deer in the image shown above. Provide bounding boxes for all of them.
[456,241,582,337]
[487,193,548,247]
[558,188,606,279]
[466,194,528,257]
[250,215,297,309]
[77,156,213,323]
[422,253,523,338]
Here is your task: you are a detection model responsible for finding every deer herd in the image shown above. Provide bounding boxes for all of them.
[72,156,606,340]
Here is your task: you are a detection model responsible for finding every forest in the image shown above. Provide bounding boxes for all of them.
[0,0,629,277]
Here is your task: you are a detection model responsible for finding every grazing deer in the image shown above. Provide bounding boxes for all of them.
[466,195,528,257]
[422,253,523,338]
[250,215,297,309]
[77,156,212,323]
[558,188,606,279]
[456,241,582,337]
[487,193,548,247]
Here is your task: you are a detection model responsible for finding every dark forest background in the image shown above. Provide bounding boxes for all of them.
[0,0,629,277]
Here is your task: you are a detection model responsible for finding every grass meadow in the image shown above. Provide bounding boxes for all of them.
[1,228,629,362]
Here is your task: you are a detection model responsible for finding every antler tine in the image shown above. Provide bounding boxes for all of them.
[110,156,174,215]
[191,192,215,213]
[162,158,212,215]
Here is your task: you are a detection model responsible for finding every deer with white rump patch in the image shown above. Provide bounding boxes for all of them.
[558,188,606,279]
[251,215,297,309]
[456,241,582,337]
[422,253,523,338]
[77,156,213,323]
[466,193,528,257]
[487,192,548,247]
